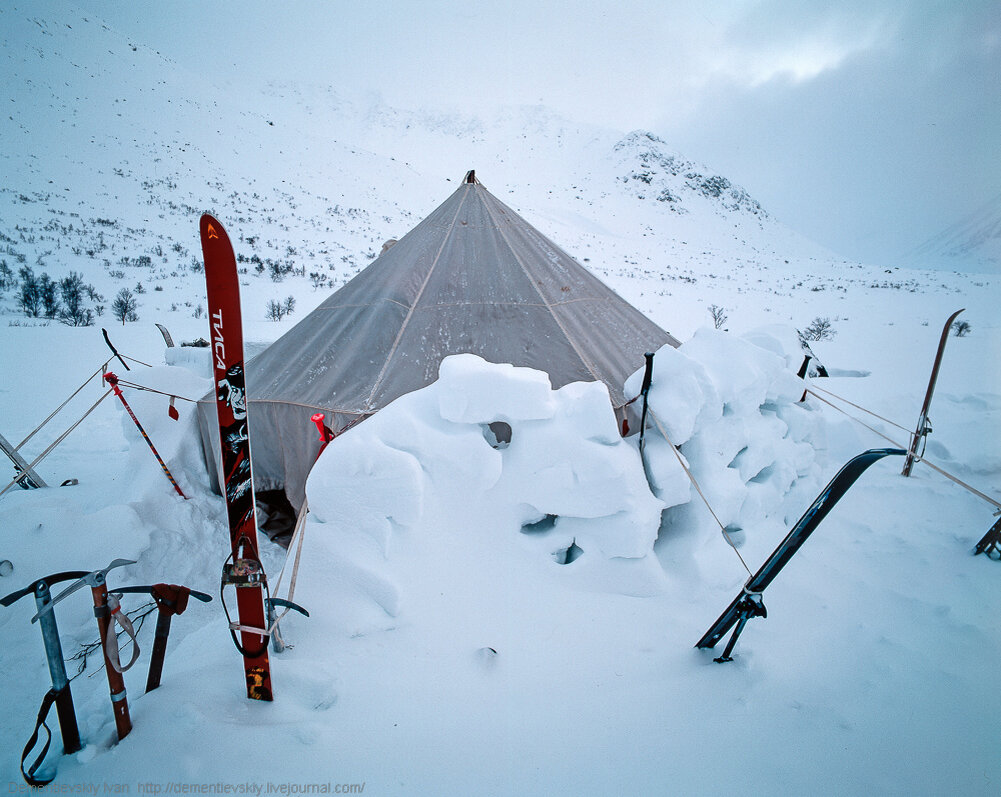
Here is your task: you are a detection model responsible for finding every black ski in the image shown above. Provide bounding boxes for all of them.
[102,328,131,371]
[974,516,1001,559]
[697,448,905,661]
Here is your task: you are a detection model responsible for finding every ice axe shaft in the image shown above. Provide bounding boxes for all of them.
[1,572,89,759]
[31,559,137,742]
[113,583,211,692]
[91,572,132,740]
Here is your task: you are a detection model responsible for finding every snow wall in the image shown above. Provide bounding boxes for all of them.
[304,326,825,608]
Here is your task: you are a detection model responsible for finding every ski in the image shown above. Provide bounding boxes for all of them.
[155,323,175,348]
[199,213,273,701]
[696,448,905,661]
[0,430,47,490]
[902,308,964,476]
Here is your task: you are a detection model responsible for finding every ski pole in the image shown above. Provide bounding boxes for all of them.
[104,372,187,498]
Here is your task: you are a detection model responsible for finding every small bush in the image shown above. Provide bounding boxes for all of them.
[800,317,836,342]
[17,266,41,316]
[708,304,728,330]
[952,320,971,337]
[265,295,296,322]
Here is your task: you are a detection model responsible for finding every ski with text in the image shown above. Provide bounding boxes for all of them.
[199,213,273,701]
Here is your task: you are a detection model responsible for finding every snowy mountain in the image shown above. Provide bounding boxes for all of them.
[3,0,850,343]
[2,3,1000,795]
[901,192,1001,273]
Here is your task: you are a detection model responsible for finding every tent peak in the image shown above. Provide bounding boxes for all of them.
[464,169,480,185]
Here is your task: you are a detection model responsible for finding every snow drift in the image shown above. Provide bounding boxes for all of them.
[306,354,668,601]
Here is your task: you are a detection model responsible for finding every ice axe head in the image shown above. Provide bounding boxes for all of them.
[30,559,136,623]
[151,584,193,615]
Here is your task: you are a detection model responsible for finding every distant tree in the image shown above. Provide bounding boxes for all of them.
[952,320,971,338]
[17,266,41,317]
[111,288,139,325]
[265,299,285,321]
[38,273,60,318]
[0,260,14,292]
[708,304,728,330]
[59,272,94,326]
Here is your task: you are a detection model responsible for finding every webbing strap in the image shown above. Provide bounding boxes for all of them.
[264,499,310,649]
[104,594,140,673]
[21,690,58,787]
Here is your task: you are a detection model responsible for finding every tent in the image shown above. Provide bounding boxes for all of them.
[197,172,679,514]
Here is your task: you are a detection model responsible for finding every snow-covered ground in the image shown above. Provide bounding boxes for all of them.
[1,263,998,796]
[2,2,1000,795]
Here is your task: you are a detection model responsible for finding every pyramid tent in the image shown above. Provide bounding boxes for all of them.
[197,173,679,511]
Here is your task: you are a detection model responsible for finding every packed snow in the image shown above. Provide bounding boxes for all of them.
[2,3,1000,795]
[1,314,998,795]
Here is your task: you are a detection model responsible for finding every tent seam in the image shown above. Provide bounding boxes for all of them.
[479,188,603,386]
[363,186,470,409]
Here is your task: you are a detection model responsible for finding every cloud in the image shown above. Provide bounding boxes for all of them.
[69,0,999,265]
[652,1,1001,262]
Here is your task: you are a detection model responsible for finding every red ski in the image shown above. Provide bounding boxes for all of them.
[200,214,273,701]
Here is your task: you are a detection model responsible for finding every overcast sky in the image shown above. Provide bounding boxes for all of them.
[81,0,999,266]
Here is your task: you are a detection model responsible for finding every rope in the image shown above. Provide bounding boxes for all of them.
[123,354,154,368]
[0,389,113,498]
[271,498,308,608]
[113,378,199,403]
[646,409,753,578]
[15,357,114,451]
[805,388,1001,511]
[266,500,310,647]
[806,389,905,449]
[807,383,912,434]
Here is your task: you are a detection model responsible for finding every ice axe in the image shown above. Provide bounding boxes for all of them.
[2,570,89,785]
[34,559,137,741]
[111,583,212,692]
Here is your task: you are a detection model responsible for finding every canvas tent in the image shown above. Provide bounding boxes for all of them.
[197,172,680,514]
